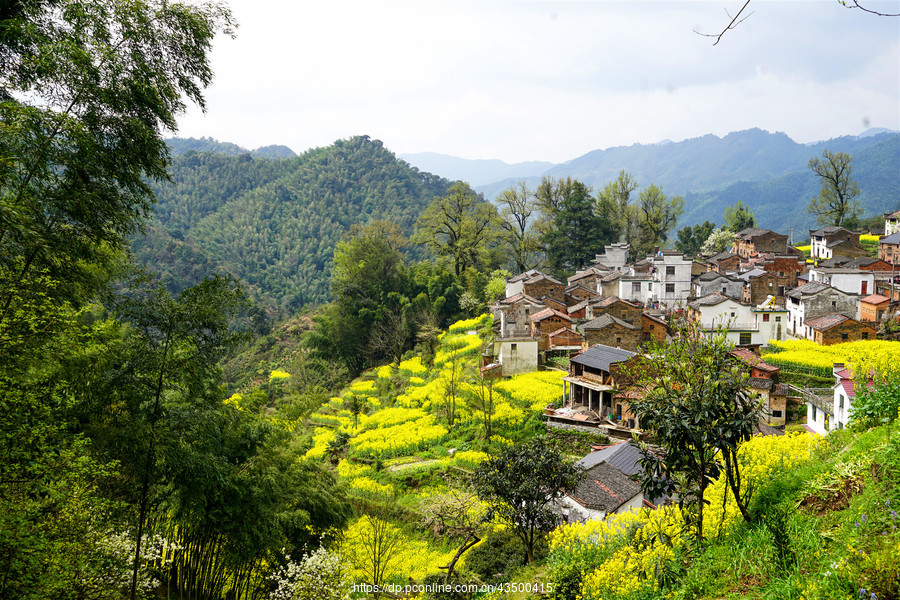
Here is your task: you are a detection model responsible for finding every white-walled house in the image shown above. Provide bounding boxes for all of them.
[807,267,875,298]
[832,363,855,431]
[688,293,787,346]
[492,337,539,377]
[618,275,654,305]
[786,282,858,338]
[649,251,693,309]
[806,394,833,436]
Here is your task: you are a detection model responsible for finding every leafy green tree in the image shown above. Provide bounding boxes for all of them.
[598,170,639,245]
[634,184,684,257]
[675,221,716,256]
[471,437,583,563]
[542,180,617,276]
[622,323,763,543]
[532,176,576,240]
[414,182,501,277]
[0,0,234,309]
[807,150,862,227]
[722,200,757,232]
[497,182,540,274]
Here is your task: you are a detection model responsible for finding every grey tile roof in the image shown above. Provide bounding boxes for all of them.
[880,231,900,245]
[579,313,639,332]
[572,344,636,372]
[566,462,642,512]
[688,292,730,308]
[785,281,831,298]
[578,441,644,475]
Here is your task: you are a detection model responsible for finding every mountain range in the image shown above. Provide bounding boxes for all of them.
[135,130,899,311]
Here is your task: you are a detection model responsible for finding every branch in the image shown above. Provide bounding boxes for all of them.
[841,0,900,16]
[694,0,754,46]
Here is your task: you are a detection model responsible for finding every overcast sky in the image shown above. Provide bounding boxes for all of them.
[174,0,900,164]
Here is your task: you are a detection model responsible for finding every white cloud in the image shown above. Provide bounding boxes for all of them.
[175,0,900,163]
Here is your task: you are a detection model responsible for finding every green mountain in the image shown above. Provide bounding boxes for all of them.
[474,129,899,234]
[138,136,454,312]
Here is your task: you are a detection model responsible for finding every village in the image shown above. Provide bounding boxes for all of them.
[480,214,900,523]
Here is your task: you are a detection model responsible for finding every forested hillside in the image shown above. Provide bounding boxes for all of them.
[139,137,455,312]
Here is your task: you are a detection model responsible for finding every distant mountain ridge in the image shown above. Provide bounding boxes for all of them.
[138,131,898,311]
[399,152,555,187]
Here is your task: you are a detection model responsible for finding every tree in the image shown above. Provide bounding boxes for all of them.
[414,182,501,276]
[634,184,684,257]
[542,180,616,276]
[346,513,405,593]
[0,0,234,313]
[532,176,576,240]
[621,323,763,544]
[497,182,540,273]
[420,490,486,584]
[598,170,639,245]
[807,150,862,227]
[467,369,498,440]
[471,437,583,563]
[701,227,737,255]
[675,221,716,256]
[722,201,757,232]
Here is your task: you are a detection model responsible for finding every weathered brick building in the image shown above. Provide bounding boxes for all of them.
[732,228,788,258]
[804,313,876,345]
[579,314,642,351]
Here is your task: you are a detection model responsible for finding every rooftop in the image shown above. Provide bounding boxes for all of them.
[572,344,637,372]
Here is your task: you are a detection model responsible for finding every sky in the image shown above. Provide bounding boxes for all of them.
[174,0,900,164]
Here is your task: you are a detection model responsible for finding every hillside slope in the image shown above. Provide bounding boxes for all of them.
[138,136,454,311]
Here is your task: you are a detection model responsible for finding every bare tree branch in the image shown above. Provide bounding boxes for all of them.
[841,0,900,16]
[694,0,753,46]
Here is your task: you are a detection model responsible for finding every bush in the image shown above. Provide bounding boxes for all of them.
[464,529,547,585]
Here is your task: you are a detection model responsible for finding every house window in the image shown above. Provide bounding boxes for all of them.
[632,281,641,293]
[831,301,837,308]
[739,332,751,345]
[775,316,781,322]
[510,343,517,355]
[616,336,622,346]
[666,283,675,294]
[841,332,849,340]
[763,314,770,322]
[772,410,783,418]
[862,332,869,340]
[812,405,817,421]
[666,266,675,276]
[839,395,844,410]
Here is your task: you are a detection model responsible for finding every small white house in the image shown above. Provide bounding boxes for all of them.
[805,395,833,435]
[649,251,693,309]
[688,293,787,346]
[807,267,875,298]
[492,337,538,377]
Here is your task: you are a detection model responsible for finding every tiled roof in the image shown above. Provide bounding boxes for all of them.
[526,273,564,286]
[810,226,853,237]
[578,441,644,475]
[507,269,540,283]
[566,462,642,512]
[773,384,790,396]
[805,312,850,331]
[579,313,638,332]
[530,307,571,322]
[862,294,891,304]
[748,377,773,391]
[730,348,780,372]
[785,281,831,298]
[572,344,637,372]
[880,231,900,245]
[688,292,730,308]
[499,292,543,305]
[735,227,778,240]
[708,251,737,263]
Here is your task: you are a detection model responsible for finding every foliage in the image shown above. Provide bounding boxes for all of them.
[849,369,900,428]
[634,184,684,256]
[700,227,737,255]
[465,528,548,585]
[543,180,617,276]
[496,182,541,273]
[414,182,502,277]
[808,150,862,227]
[622,323,764,540]
[268,547,348,600]
[675,220,716,256]
[471,437,583,563]
[722,200,757,232]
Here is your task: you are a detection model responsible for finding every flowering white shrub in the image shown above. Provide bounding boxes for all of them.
[269,547,348,600]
